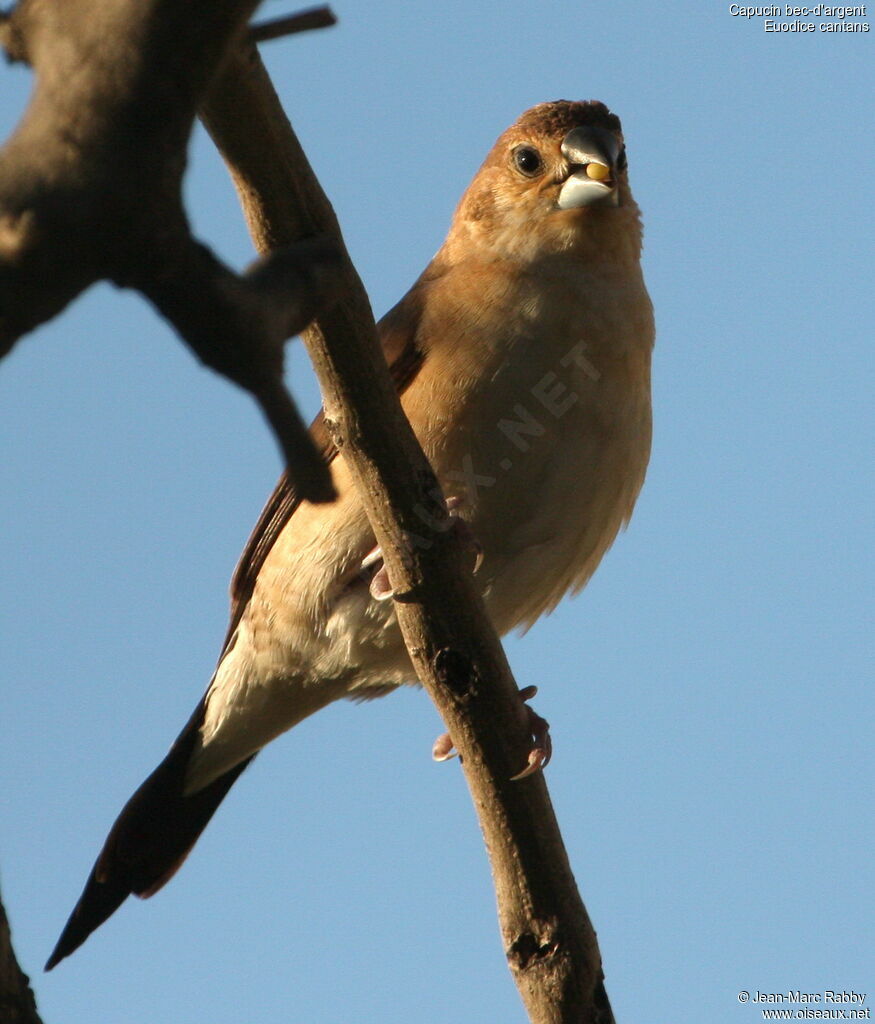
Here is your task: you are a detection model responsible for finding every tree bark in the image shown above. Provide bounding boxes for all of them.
[202,44,615,1024]
[0,889,43,1024]
[0,0,337,500]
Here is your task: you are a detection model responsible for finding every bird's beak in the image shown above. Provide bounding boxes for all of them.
[557,126,622,209]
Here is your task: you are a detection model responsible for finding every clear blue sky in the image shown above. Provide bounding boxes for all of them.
[1,2,872,1021]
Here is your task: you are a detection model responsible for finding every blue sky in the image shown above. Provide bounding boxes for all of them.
[1,2,872,1022]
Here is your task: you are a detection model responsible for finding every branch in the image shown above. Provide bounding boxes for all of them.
[201,45,615,1024]
[249,6,337,43]
[0,885,44,1024]
[0,0,338,501]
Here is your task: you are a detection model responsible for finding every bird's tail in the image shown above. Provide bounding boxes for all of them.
[45,700,253,971]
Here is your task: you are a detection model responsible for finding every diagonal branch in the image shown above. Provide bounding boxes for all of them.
[0,0,338,501]
[249,5,337,43]
[201,43,615,1024]
[0,886,44,1024]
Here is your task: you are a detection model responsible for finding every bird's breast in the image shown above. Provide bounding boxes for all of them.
[414,260,653,631]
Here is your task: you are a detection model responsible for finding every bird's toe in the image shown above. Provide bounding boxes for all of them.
[510,685,552,780]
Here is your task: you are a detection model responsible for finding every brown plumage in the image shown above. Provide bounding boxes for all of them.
[47,99,654,969]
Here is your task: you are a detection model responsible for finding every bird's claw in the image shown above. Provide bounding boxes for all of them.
[361,494,482,601]
[360,543,395,601]
[363,554,395,601]
[510,685,552,781]
[432,732,458,762]
[431,685,552,780]
[443,495,484,576]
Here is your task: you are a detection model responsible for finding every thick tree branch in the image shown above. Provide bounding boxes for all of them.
[0,0,338,501]
[202,45,615,1024]
[0,887,43,1024]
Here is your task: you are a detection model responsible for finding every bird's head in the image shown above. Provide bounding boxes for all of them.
[442,100,641,265]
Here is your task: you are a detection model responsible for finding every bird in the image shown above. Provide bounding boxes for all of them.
[46,99,654,970]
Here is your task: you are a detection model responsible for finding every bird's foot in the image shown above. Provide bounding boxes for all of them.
[432,731,458,762]
[441,494,484,575]
[432,685,552,780]
[360,544,395,600]
[361,494,482,601]
[509,685,552,780]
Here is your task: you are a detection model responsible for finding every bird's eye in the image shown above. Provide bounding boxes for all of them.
[512,145,543,177]
[617,146,628,171]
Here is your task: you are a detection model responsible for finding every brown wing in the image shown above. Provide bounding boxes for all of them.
[45,291,434,970]
[222,301,427,652]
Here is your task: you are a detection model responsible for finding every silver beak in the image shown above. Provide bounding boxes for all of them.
[557,126,622,209]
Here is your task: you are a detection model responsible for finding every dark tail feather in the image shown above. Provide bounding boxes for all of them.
[45,700,254,970]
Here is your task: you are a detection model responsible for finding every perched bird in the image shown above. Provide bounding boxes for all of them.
[46,99,654,969]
